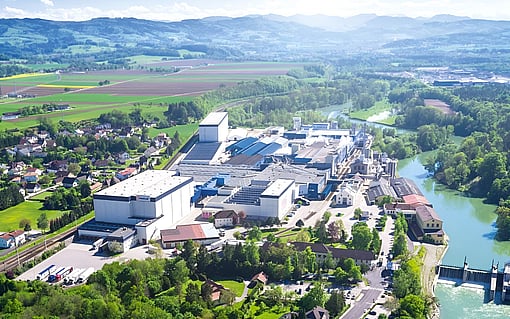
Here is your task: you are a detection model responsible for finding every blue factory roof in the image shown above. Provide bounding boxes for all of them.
[226,137,258,153]
[240,141,268,156]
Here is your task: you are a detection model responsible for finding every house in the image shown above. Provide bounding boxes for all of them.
[415,205,444,244]
[45,139,57,149]
[305,306,329,319]
[383,203,416,220]
[25,167,43,176]
[154,133,169,148]
[144,146,160,158]
[22,171,39,183]
[249,271,268,288]
[214,210,239,228]
[94,159,110,168]
[115,167,138,181]
[160,223,220,248]
[25,183,41,193]
[335,183,359,206]
[117,152,130,161]
[62,176,80,188]
[203,279,228,304]
[47,160,68,173]
[0,230,25,248]
[291,242,376,267]
[2,112,21,120]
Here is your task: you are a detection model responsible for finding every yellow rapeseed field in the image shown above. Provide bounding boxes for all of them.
[0,72,51,80]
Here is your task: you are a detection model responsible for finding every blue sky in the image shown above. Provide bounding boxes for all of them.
[1,0,509,21]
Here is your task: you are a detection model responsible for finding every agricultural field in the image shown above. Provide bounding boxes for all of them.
[0,60,301,130]
[0,200,62,232]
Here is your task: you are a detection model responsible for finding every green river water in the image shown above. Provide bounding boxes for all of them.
[398,154,510,318]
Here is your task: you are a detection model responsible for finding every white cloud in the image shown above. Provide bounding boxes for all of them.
[40,0,54,7]
[4,6,27,17]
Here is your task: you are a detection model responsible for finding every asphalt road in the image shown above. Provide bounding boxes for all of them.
[340,288,383,319]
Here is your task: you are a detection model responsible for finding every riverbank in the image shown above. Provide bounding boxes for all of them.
[399,154,510,318]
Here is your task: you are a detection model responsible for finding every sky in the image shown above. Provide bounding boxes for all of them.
[1,0,510,21]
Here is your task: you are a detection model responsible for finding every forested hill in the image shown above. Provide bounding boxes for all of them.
[2,14,510,61]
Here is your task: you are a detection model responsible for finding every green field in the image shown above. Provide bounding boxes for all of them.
[0,200,63,232]
[148,123,198,139]
[0,94,193,131]
[216,280,245,297]
[349,100,397,125]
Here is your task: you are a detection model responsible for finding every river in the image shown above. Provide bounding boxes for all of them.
[398,154,510,319]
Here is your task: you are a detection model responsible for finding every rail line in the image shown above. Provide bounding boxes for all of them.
[1,228,76,274]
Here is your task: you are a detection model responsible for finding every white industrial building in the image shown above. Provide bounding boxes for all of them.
[199,112,228,142]
[79,170,193,245]
[204,179,295,220]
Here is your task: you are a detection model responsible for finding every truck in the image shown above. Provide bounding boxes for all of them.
[36,264,56,281]
[64,268,84,285]
[55,266,73,282]
[76,267,95,284]
[48,266,73,282]
[48,267,65,282]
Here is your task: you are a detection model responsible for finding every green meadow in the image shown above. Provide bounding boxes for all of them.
[0,201,62,232]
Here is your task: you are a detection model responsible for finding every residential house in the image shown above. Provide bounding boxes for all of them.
[62,176,80,188]
[115,167,138,181]
[202,279,230,305]
[143,146,159,158]
[94,159,110,169]
[22,171,39,183]
[249,271,268,288]
[25,183,41,193]
[119,126,134,138]
[305,306,329,319]
[291,242,376,267]
[47,160,68,173]
[154,133,169,148]
[45,139,57,149]
[214,210,239,228]
[117,152,130,161]
[0,230,25,248]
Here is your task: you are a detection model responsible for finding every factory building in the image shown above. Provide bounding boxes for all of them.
[199,112,229,142]
[79,170,194,245]
[204,179,295,220]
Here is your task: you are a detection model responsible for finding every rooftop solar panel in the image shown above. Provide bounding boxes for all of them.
[183,142,222,162]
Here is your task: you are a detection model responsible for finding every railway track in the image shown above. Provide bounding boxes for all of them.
[1,227,77,274]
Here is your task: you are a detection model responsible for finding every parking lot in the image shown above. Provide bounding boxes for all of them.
[17,241,158,282]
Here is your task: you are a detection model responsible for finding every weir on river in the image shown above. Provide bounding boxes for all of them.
[437,258,509,303]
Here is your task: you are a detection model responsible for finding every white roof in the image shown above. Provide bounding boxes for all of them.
[261,179,294,197]
[200,112,228,126]
[95,170,191,199]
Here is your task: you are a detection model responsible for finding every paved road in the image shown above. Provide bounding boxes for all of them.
[340,288,383,319]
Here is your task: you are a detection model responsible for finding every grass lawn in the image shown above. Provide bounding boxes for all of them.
[30,192,53,201]
[349,100,392,121]
[216,280,245,297]
[0,200,62,232]
[148,123,198,139]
